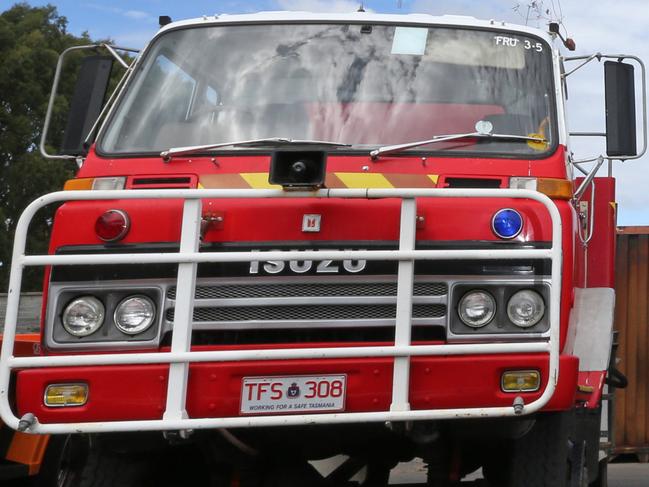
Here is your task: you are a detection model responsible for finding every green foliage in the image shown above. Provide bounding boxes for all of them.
[0,3,100,290]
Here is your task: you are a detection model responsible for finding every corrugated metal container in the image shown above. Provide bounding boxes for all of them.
[614,227,649,456]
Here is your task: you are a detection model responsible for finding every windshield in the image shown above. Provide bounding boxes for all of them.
[99,23,557,156]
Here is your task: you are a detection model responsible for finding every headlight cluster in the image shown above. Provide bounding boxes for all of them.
[61,295,156,337]
[457,288,546,331]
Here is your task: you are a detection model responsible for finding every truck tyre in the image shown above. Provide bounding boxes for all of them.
[31,435,89,487]
[507,412,574,487]
[77,447,151,487]
[588,459,608,487]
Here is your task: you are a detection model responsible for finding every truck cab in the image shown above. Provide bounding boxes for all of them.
[0,11,644,487]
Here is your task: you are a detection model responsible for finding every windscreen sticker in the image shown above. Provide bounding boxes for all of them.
[391,27,428,55]
[494,35,544,52]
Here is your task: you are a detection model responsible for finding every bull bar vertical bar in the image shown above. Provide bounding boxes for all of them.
[0,188,562,434]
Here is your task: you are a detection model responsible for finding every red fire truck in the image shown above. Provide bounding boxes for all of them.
[0,11,646,486]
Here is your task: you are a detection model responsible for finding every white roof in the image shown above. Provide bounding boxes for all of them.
[156,11,555,45]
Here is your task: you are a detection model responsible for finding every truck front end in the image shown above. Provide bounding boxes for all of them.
[1,12,639,486]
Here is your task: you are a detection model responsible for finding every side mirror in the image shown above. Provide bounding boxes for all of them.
[605,61,637,157]
[61,55,113,155]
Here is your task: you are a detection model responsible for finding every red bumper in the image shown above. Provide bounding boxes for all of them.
[15,352,578,424]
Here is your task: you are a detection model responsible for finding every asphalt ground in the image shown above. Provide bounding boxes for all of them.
[389,459,649,485]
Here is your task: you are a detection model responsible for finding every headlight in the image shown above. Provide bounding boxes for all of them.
[114,295,156,335]
[62,296,105,337]
[458,290,496,328]
[507,290,545,328]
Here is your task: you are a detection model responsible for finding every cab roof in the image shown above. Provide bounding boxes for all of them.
[156,11,556,45]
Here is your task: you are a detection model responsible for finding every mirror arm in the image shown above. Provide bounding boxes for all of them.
[562,52,602,78]
[572,160,589,176]
[574,156,605,202]
[103,44,132,70]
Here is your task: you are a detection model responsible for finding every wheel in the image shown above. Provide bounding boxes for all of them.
[77,446,151,487]
[77,440,218,487]
[31,435,89,487]
[588,459,608,487]
[506,412,574,487]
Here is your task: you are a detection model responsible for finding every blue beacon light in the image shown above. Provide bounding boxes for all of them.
[492,209,523,239]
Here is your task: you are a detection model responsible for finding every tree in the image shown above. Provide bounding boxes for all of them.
[0,3,93,290]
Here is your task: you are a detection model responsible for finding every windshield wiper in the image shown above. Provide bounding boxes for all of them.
[161,137,351,162]
[370,121,547,160]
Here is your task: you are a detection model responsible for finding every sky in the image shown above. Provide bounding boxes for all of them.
[2,0,649,225]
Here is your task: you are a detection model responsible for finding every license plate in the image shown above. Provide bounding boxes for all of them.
[240,375,347,414]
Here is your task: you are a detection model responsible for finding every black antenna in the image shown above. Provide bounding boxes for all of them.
[357,3,365,12]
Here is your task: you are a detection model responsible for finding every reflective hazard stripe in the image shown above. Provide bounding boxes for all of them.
[199,173,439,189]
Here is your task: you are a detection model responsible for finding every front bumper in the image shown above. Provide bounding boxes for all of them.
[16,351,578,424]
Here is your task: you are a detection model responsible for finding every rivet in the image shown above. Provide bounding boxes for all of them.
[425,367,431,374]
[209,403,215,410]
[210,374,217,381]
[159,375,166,382]
[373,398,379,404]
[373,369,380,375]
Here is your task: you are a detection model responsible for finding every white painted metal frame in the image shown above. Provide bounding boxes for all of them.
[0,188,562,434]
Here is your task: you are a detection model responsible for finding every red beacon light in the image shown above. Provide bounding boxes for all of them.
[95,209,130,242]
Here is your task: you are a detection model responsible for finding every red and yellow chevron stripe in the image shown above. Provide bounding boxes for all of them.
[199,173,439,189]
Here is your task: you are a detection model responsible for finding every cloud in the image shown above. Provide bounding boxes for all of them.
[275,0,369,13]
[124,10,151,20]
[85,3,156,23]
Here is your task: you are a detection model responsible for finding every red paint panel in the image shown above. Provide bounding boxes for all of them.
[78,145,569,180]
[574,177,616,288]
[16,354,577,424]
[16,365,169,423]
[49,197,562,247]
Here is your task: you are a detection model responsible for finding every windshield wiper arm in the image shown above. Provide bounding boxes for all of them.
[370,131,547,160]
[161,137,350,162]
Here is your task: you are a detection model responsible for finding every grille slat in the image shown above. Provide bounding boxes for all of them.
[167,282,447,300]
[166,304,446,323]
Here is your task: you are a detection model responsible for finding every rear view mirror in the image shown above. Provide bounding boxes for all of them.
[61,55,113,156]
[604,61,637,157]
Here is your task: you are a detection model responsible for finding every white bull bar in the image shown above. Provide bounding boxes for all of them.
[0,188,562,434]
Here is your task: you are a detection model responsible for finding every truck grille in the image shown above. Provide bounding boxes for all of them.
[167,282,447,300]
[164,278,448,330]
[166,303,446,323]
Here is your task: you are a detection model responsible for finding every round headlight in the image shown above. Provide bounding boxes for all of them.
[492,209,523,239]
[62,296,105,337]
[507,290,545,328]
[114,295,156,335]
[458,290,496,328]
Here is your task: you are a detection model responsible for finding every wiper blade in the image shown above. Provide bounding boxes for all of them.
[161,137,350,162]
[370,123,547,160]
